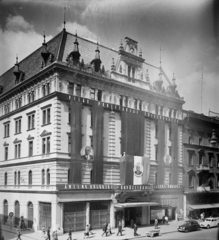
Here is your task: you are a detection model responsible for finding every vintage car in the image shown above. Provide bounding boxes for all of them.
[178,220,200,233]
[199,217,219,229]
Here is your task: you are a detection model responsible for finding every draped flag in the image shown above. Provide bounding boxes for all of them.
[133,155,150,185]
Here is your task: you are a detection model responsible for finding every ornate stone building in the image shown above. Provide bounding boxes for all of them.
[0,28,184,232]
[182,111,219,218]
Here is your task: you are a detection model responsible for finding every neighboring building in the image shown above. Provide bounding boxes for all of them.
[182,111,219,219]
[0,28,184,232]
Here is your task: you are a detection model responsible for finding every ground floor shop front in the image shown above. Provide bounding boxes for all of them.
[0,184,183,233]
[184,192,219,219]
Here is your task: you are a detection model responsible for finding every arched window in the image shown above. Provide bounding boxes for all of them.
[18,171,20,185]
[4,172,7,185]
[28,170,32,185]
[27,202,34,229]
[3,200,8,223]
[47,169,50,185]
[14,201,20,226]
[42,169,45,185]
[14,171,17,185]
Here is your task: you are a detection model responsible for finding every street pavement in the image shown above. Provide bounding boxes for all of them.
[1,219,203,240]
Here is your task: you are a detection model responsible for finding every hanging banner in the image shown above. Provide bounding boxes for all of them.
[133,155,150,185]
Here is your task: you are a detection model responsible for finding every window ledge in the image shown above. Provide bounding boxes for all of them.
[14,132,22,135]
[41,123,51,127]
[27,128,35,132]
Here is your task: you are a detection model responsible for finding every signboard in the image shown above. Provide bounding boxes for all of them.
[9,212,14,217]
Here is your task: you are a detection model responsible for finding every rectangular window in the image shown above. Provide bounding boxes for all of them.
[15,143,21,159]
[5,147,8,160]
[29,141,33,157]
[42,137,50,154]
[209,153,213,167]
[4,122,10,137]
[168,147,172,156]
[199,136,203,145]
[68,135,71,154]
[42,108,51,125]
[90,88,95,100]
[155,122,158,138]
[18,172,20,185]
[68,82,74,95]
[47,83,50,95]
[128,66,131,78]
[28,114,35,130]
[155,145,158,162]
[169,109,172,118]
[189,175,194,188]
[97,90,102,101]
[15,119,22,134]
[132,67,135,79]
[199,152,203,165]
[68,108,71,124]
[42,85,46,97]
[168,125,172,140]
[188,151,193,165]
[76,84,81,97]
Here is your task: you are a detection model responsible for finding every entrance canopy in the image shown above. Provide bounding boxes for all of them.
[188,203,219,210]
[114,202,159,208]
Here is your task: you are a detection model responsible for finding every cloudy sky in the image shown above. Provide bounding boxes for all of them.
[0,0,218,115]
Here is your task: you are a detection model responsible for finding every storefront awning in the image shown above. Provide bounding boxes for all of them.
[114,202,159,208]
[188,203,219,210]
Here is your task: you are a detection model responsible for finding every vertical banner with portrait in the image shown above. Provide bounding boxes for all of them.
[133,155,150,185]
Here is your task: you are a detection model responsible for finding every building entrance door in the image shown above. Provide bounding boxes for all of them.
[125,208,136,227]
[39,202,51,230]
[27,202,34,229]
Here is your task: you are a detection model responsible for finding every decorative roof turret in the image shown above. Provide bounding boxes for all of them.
[119,39,124,51]
[153,68,163,91]
[139,48,142,58]
[210,129,218,145]
[13,55,25,84]
[41,32,54,68]
[91,41,102,72]
[70,32,81,66]
[111,58,116,71]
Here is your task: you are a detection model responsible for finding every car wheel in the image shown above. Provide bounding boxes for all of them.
[185,229,188,233]
[207,225,210,229]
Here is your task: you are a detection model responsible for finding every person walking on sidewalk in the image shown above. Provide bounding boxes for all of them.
[46,227,51,240]
[67,228,72,240]
[102,223,108,237]
[84,225,89,239]
[88,223,94,235]
[16,229,22,240]
[133,223,139,236]
[165,216,168,225]
[117,220,123,236]
[42,226,46,238]
[154,218,158,229]
[107,223,112,235]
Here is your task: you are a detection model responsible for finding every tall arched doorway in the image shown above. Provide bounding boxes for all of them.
[27,202,34,229]
[14,200,20,226]
[3,200,8,223]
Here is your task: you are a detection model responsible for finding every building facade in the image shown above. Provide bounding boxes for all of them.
[182,111,219,219]
[0,29,184,232]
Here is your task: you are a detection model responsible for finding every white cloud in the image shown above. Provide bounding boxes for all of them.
[58,21,97,42]
[0,15,52,75]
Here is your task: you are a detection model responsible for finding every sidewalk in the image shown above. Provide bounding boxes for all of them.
[2,220,185,240]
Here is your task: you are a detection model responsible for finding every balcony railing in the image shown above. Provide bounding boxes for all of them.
[196,164,210,171]
[0,185,57,191]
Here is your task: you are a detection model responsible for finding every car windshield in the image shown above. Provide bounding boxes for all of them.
[184,221,191,224]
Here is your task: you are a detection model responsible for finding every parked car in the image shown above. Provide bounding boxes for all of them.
[178,220,200,233]
[199,217,219,229]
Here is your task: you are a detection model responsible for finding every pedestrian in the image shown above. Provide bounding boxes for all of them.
[16,229,22,240]
[130,219,134,229]
[42,226,46,238]
[116,220,122,236]
[165,216,168,225]
[133,223,138,236]
[154,218,158,229]
[46,227,51,240]
[84,224,89,239]
[54,231,58,240]
[88,223,94,235]
[102,223,108,237]
[162,216,165,224]
[107,223,112,235]
[52,231,55,240]
[67,228,72,240]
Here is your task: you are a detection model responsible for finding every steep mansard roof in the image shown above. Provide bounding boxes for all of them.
[0,30,118,95]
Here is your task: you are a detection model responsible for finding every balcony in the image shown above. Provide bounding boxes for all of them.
[0,185,57,191]
[196,164,210,172]
[197,186,210,192]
